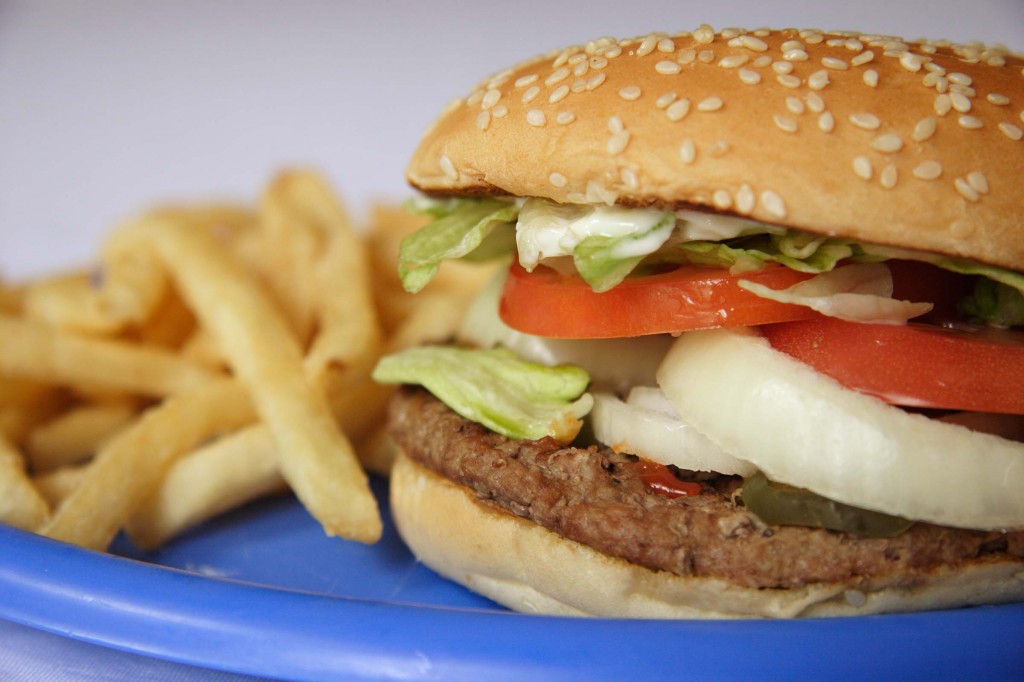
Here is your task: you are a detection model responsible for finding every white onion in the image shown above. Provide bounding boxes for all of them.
[657,328,1024,530]
[592,387,756,475]
[458,271,672,392]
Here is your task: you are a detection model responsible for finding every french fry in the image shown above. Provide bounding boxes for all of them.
[33,462,87,508]
[145,219,382,543]
[27,401,138,471]
[22,270,125,335]
[0,432,50,530]
[0,281,22,314]
[133,288,195,350]
[0,314,220,397]
[126,423,286,550]
[40,378,256,550]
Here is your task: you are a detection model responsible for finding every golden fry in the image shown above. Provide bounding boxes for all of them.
[0,432,50,530]
[146,220,382,543]
[27,401,138,471]
[40,379,255,550]
[33,463,88,508]
[126,423,285,549]
[0,314,220,397]
[22,271,124,335]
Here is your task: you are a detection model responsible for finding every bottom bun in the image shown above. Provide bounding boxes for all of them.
[390,451,1024,619]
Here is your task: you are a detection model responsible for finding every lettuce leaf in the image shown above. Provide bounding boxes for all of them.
[674,232,855,274]
[958,279,1024,328]
[398,198,519,293]
[571,212,676,292]
[372,345,593,443]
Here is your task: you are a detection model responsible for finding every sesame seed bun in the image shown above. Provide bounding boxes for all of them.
[391,451,1024,618]
[406,27,1024,271]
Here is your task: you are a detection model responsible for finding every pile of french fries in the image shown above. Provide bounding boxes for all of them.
[0,170,495,552]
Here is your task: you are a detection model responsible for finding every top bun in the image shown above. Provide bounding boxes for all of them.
[407,26,1024,270]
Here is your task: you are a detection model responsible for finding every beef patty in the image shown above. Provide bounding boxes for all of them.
[388,387,1024,591]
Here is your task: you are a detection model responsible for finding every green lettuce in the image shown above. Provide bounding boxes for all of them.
[398,198,519,293]
[674,232,855,274]
[372,345,593,443]
[958,279,1024,328]
[571,212,676,292]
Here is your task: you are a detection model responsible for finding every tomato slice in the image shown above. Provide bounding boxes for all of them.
[762,317,1024,415]
[500,261,818,338]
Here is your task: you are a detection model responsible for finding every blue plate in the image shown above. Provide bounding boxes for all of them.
[0,475,1021,681]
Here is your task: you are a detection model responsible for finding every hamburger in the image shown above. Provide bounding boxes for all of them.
[372,24,1024,618]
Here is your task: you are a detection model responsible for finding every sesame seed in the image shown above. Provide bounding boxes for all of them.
[786,97,806,115]
[522,86,540,104]
[590,56,609,69]
[545,67,570,87]
[818,111,835,132]
[781,40,804,52]
[777,74,802,89]
[466,90,484,107]
[549,172,568,188]
[912,117,937,142]
[863,69,879,87]
[853,156,873,180]
[774,114,798,133]
[967,171,989,194]
[773,61,795,75]
[913,161,943,180]
[987,93,1010,106]
[656,93,677,108]
[548,85,569,104]
[618,86,642,101]
[493,104,509,118]
[738,68,762,85]
[586,73,606,91]
[871,134,904,152]
[570,78,587,94]
[934,94,953,116]
[621,167,639,190]
[656,60,682,75]
[761,190,787,219]
[954,177,980,202]
[822,56,849,70]
[697,97,724,112]
[950,92,972,113]
[803,32,824,45]
[934,76,950,94]
[950,220,975,239]
[753,55,773,68]
[849,113,881,130]
[573,60,589,77]
[554,112,575,126]
[880,164,898,189]
[698,50,716,64]
[998,122,1023,140]
[636,34,659,57]
[713,189,733,209]
[718,54,749,69]
[694,24,715,44]
[677,49,697,65]
[710,140,731,156]
[608,115,624,134]
[845,39,864,51]
[481,88,502,110]
[736,184,756,214]
[658,38,675,53]
[959,115,983,129]
[740,35,769,51]
[808,70,830,90]
[783,49,809,61]
[805,92,825,113]
[948,72,972,86]
[476,111,491,130]
[667,98,691,121]
[899,51,923,72]
[514,74,539,88]
[526,109,546,126]
[608,131,630,155]
[680,138,697,164]
[440,155,458,181]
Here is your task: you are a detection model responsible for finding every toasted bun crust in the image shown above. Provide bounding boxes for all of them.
[407,27,1024,270]
[391,451,1024,619]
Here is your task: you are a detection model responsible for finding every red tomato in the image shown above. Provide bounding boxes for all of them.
[762,317,1024,415]
[500,261,819,338]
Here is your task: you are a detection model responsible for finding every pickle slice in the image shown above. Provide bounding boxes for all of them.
[740,473,915,538]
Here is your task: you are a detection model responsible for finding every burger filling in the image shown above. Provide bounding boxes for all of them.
[374,197,1024,540]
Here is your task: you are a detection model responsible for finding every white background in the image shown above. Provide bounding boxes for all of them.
[1,1,1021,281]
